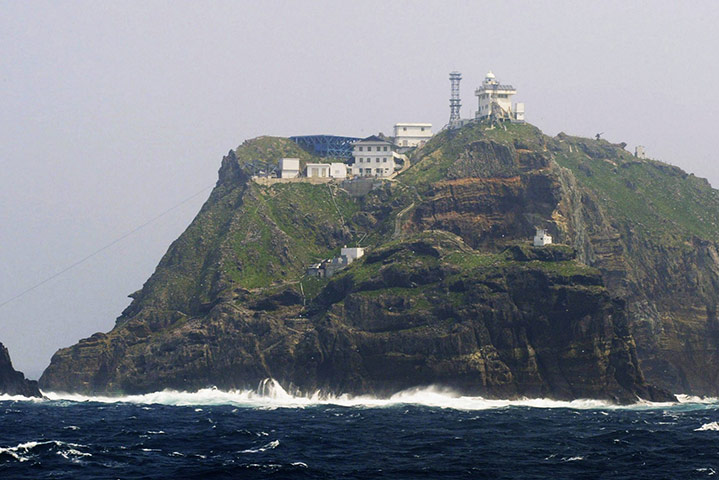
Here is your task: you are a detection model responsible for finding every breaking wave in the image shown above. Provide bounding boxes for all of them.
[0,380,716,411]
[0,393,45,403]
[0,440,91,463]
[695,421,719,431]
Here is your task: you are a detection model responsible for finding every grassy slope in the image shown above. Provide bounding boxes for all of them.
[400,122,545,187]
[323,231,602,311]
[403,120,719,246]
[552,136,719,245]
[223,181,361,289]
[233,136,318,170]
[208,127,719,297]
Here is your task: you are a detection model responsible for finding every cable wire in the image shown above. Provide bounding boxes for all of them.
[0,184,214,310]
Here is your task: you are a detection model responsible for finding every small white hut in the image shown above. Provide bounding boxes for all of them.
[279,158,300,178]
[533,228,552,247]
[306,163,331,178]
[330,163,347,179]
[341,246,364,264]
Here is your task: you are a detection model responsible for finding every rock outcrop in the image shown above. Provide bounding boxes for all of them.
[39,123,719,400]
[0,342,41,397]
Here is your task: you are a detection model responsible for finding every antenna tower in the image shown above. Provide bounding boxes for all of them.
[449,71,462,125]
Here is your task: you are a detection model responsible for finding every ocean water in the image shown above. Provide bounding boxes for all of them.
[1,381,718,479]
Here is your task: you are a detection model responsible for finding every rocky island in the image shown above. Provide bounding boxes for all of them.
[0,342,41,397]
[39,121,719,402]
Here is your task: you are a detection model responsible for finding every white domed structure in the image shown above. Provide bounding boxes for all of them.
[475,71,525,123]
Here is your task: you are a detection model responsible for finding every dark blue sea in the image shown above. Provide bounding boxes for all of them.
[1,382,718,479]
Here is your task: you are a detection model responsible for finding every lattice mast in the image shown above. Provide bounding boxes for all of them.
[449,71,462,125]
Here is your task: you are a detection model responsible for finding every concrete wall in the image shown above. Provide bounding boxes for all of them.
[340,178,381,197]
[252,176,332,186]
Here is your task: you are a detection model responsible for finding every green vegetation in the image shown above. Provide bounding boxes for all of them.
[233,136,318,170]
[224,182,363,288]
[320,230,600,314]
[554,139,719,244]
[299,276,329,301]
[400,121,544,187]
[140,123,719,316]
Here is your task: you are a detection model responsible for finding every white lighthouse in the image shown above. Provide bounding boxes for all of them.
[475,71,524,122]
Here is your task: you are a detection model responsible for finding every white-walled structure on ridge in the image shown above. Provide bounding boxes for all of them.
[330,163,347,178]
[306,163,331,178]
[533,228,552,247]
[340,246,364,263]
[351,135,395,177]
[279,158,300,178]
[475,71,525,122]
[394,123,432,148]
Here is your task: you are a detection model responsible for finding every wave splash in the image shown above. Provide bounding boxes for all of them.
[0,440,91,463]
[695,421,719,431]
[39,380,623,410]
[1,379,716,411]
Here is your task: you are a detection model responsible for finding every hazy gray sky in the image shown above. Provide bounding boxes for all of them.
[1,1,718,378]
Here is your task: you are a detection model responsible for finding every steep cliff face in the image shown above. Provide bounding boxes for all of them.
[39,122,719,399]
[402,123,719,395]
[303,234,663,402]
[0,342,41,397]
[549,134,719,395]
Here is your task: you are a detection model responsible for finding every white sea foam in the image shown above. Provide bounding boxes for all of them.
[695,422,719,431]
[40,381,620,410]
[0,440,90,463]
[15,380,718,411]
[677,394,719,404]
[241,440,280,453]
[0,441,39,462]
[0,393,45,403]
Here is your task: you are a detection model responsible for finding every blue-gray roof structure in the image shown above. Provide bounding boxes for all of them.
[290,135,362,159]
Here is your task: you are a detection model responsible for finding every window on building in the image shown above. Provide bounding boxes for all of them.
[403,127,407,131]
[383,158,387,163]
[421,127,425,131]
[358,146,363,151]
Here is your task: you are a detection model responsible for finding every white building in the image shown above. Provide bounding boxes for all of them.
[306,163,331,178]
[306,246,365,278]
[635,145,647,159]
[475,71,525,122]
[330,162,347,179]
[393,123,432,148]
[533,228,553,247]
[279,158,300,178]
[351,135,395,177]
[341,246,364,264]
